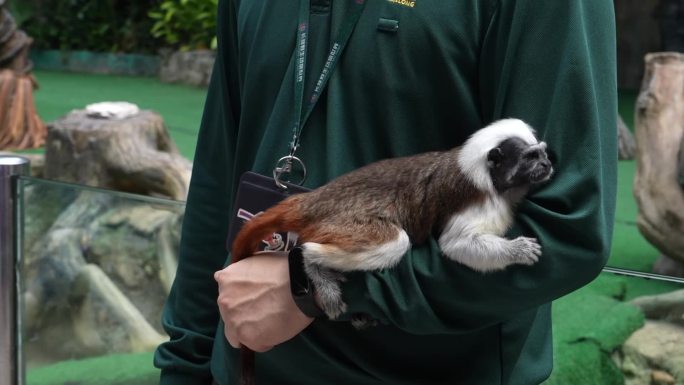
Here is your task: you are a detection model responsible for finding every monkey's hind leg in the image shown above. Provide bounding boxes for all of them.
[303,261,347,319]
[300,222,411,319]
[303,261,381,326]
[300,222,411,272]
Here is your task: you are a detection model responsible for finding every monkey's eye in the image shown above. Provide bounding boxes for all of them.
[523,151,540,161]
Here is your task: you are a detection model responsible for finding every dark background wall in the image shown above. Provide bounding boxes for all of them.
[615,0,684,89]
[615,0,662,90]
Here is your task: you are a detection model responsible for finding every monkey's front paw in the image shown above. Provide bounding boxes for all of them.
[511,237,542,265]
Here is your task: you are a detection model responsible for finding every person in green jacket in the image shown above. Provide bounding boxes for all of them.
[154,0,618,384]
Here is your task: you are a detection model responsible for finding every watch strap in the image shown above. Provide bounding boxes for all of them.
[288,247,327,318]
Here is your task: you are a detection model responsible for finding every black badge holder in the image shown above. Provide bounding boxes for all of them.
[226,172,326,318]
[226,171,311,253]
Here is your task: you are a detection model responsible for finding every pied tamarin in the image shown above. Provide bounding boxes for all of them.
[230,118,554,384]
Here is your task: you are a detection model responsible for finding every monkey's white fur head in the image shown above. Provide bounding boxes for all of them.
[457,119,540,193]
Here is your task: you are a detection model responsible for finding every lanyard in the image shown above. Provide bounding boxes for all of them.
[274,0,367,189]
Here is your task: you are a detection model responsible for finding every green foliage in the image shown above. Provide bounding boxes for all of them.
[15,0,160,53]
[11,0,218,53]
[149,0,219,51]
[7,0,32,26]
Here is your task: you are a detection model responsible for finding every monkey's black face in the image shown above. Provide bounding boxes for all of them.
[487,137,553,193]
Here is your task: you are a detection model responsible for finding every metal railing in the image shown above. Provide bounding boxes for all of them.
[1,155,30,385]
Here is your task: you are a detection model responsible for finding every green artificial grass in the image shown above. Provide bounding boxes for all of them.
[21,74,683,385]
[543,272,681,385]
[31,70,207,159]
[543,286,643,385]
[27,352,158,385]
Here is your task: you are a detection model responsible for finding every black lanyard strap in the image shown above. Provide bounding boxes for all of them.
[290,0,367,157]
[274,0,367,189]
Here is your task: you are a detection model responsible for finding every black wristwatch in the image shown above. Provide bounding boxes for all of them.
[288,247,327,318]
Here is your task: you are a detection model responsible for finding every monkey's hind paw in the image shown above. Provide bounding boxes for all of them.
[350,314,379,330]
[314,275,347,319]
[511,236,542,266]
[304,262,347,319]
[320,296,347,320]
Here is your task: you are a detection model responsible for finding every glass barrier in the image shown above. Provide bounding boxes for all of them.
[12,172,684,385]
[605,159,684,282]
[17,176,185,385]
[606,161,650,272]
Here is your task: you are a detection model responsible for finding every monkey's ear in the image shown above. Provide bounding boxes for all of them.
[487,148,503,168]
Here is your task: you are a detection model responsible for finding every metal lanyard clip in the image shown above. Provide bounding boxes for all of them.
[273,155,307,190]
[273,0,366,190]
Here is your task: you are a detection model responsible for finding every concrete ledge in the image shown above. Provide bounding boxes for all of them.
[30,50,160,77]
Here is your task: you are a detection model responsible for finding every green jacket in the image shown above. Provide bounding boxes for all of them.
[154,0,617,384]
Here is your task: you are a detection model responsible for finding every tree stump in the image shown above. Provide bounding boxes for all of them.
[633,52,684,266]
[45,106,191,201]
[618,114,637,160]
[0,2,46,150]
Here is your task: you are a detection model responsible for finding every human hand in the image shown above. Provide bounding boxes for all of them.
[214,251,314,352]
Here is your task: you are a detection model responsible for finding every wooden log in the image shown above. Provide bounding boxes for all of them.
[633,52,684,264]
[45,109,191,200]
[0,71,46,149]
[618,114,636,160]
[0,4,46,150]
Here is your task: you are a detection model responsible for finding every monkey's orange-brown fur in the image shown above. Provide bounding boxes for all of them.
[231,192,404,264]
[231,196,304,262]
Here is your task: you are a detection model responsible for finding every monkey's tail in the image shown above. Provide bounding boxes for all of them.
[240,348,255,385]
[230,195,304,262]
[231,196,304,385]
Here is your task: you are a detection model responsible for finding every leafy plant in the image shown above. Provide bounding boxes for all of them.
[7,0,32,26]
[149,0,218,51]
[15,0,160,53]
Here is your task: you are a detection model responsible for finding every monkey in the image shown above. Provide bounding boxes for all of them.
[230,118,553,385]
[231,118,553,319]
